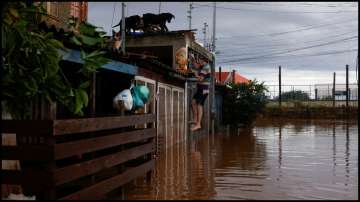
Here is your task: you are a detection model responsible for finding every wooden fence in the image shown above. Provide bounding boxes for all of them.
[2,114,156,200]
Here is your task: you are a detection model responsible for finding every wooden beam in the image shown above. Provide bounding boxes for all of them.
[54,142,153,186]
[59,159,155,200]
[53,114,155,135]
[2,145,54,161]
[1,170,53,188]
[2,120,53,134]
[54,128,155,159]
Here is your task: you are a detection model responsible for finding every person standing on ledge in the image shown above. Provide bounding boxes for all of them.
[189,56,211,131]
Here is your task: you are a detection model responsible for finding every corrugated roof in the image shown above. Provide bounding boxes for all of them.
[215,72,249,84]
[59,49,138,75]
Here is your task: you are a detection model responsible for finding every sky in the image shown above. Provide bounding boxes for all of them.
[88,2,358,87]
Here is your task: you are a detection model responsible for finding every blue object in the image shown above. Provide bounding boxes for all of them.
[131,85,150,109]
[59,49,138,75]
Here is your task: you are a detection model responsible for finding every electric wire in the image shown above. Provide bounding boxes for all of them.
[220,36,358,64]
[217,18,357,40]
[192,3,357,13]
[217,49,358,65]
[219,31,355,58]
[110,2,117,34]
[219,29,357,50]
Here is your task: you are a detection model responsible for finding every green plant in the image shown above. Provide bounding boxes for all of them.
[275,90,310,101]
[223,79,268,125]
[2,2,109,119]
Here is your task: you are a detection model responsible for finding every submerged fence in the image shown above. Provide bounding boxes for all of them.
[265,83,358,107]
[264,65,358,108]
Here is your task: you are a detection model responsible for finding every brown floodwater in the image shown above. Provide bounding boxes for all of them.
[124,118,358,200]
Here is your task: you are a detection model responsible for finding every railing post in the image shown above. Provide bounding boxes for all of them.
[333,72,336,108]
[279,65,282,107]
[346,64,349,108]
[219,66,222,83]
[315,88,318,101]
[232,69,236,84]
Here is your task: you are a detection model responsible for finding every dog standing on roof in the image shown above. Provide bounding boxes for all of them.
[111,30,122,54]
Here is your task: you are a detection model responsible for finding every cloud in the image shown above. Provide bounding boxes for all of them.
[88,2,358,85]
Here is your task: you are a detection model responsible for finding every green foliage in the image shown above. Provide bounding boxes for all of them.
[276,90,310,101]
[320,95,333,101]
[223,80,268,125]
[2,2,110,119]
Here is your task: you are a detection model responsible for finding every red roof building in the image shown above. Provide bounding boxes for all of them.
[42,2,88,31]
[215,71,250,85]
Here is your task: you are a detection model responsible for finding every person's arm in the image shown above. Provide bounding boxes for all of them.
[199,63,211,81]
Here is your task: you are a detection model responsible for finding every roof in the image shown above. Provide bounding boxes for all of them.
[60,49,138,75]
[215,72,249,85]
[124,29,198,38]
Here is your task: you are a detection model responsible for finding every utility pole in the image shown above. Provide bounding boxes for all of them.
[158,2,161,14]
[211,2,216,53]
[187,3,193,30]
[279,65,282,107]
[356,53,358,82]
[333,72,336,108]
[121,2,126,55]
[210,2,216,124]
[202,22,208,50]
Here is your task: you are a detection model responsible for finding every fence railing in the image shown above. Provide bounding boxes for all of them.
[2,114,156,200]
[265,84,358,107]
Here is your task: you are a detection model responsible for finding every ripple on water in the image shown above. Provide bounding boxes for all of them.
[124,118,358,200]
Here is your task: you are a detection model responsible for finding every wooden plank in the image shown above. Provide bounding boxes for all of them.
[54,128,155,159]
[1,120,53,134]
[59,159,155,200]
[1,170,53,188]
[54,142,153,186]
[53,114,155,135]
[2,145,54,161]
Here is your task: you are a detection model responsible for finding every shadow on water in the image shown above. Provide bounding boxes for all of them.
[123,118,358,200]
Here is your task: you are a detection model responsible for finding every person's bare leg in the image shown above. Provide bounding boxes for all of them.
[190,99,198,123]
[191,104,203,131]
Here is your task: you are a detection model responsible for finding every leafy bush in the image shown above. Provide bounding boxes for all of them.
[275,90,310,101]
[223,80,268,125]
[2,2,110,119]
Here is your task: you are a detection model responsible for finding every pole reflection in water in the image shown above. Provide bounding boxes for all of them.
[124,118,358,200]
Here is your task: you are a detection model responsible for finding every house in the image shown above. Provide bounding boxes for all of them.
[41,2,88,31]
[215,71,250,85]
[124,29,215,150]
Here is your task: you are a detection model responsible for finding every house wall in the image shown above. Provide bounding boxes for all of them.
[42,2,88,31]
[136,68,186,153]
[126,35,187,70]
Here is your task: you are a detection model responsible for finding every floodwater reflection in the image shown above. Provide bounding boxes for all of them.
[125,118,358,200]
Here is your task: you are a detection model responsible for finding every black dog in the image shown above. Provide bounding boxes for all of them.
[113,15,142,33]
[142,12,175,32]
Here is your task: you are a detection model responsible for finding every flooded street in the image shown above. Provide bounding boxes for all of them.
[125,118,358,200]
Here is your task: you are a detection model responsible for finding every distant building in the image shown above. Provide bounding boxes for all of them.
[42,2,88,30]
[215,71,249,85]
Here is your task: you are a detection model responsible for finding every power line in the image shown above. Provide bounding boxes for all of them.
[235,2,357,8]
[217,18,357,40]
[220,36,358,64]
[110,2,117,34]
[218,28,358,49]
[219,36,357,60]
[192,3,357,13]
[218,29,358,54]
[217,49,358,65]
